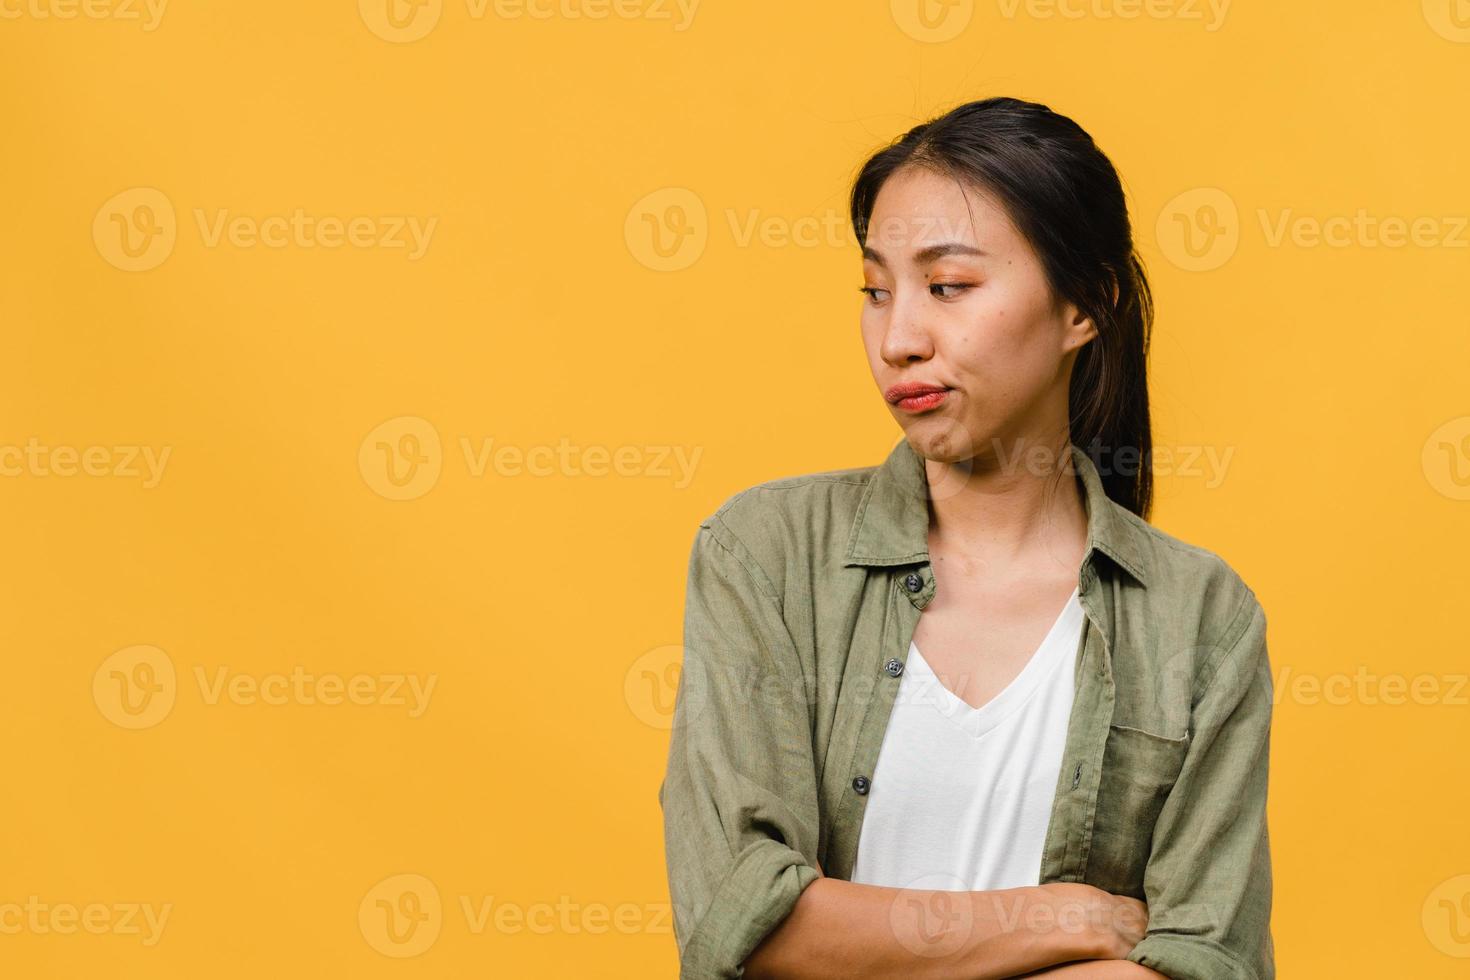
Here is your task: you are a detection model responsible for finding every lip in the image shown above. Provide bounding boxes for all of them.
[884,382,951,413]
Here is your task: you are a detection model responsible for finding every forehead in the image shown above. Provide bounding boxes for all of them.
[864,165,1018,254]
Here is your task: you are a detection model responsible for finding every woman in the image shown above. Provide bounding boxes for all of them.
[659,97,1274,980]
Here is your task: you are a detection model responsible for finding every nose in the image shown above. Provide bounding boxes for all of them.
[879,289,935,366]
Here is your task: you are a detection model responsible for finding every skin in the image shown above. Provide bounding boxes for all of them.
[744,165,1167,979]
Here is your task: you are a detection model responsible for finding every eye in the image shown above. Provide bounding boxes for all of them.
[859,286,890,304]
[930,282,972,299]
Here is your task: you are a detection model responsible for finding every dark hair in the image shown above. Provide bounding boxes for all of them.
[849,96,1154,519]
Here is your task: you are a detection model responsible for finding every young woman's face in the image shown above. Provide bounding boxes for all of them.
[859,165,1096,465]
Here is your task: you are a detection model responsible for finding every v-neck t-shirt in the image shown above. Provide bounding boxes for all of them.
[849,587,1085,892]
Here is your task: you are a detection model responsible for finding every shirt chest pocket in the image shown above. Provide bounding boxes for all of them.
[1085,722,1190,898]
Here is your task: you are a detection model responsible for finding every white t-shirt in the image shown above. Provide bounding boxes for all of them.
[849,587,1085,892]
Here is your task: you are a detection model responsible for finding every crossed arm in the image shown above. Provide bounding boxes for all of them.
[1015,961,1169,978]
[741,871,1169,980]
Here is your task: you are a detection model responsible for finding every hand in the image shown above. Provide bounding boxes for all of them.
[1035,883,1148,960]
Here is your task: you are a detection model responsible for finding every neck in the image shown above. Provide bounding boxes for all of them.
[923,431,1088,572]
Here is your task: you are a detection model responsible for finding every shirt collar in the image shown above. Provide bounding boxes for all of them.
[841,437,1151,587]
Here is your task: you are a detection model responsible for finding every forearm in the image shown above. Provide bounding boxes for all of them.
[742,878,1106,980]
[1011,960,1169,978]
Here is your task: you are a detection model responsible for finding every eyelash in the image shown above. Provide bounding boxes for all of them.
[859,283,973,303]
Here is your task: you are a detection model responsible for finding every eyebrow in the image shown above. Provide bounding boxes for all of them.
[862,241,987,268]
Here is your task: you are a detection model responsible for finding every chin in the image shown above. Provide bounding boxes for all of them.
[899,415,987,464]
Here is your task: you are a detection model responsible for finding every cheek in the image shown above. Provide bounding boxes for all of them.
[943,293,1060,391]
[937,299,1023,371]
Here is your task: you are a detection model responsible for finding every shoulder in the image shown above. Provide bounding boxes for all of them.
[1111,505,1269,692]
[692,462,878,593]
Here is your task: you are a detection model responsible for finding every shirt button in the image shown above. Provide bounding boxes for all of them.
[903,572,923,593]
[883,658,904,677]
[851,775,871,795]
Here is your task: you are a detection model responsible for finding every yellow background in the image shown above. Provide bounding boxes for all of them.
[3,0,1469,976]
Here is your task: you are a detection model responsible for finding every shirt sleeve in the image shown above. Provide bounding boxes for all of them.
[658,518,823,979]
[1126,594,1276,980]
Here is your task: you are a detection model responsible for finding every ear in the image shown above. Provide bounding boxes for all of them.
[1063,276,1117,351]
[1063,303,1099,351]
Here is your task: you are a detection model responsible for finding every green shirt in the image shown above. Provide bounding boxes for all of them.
[658,438,1274,980]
